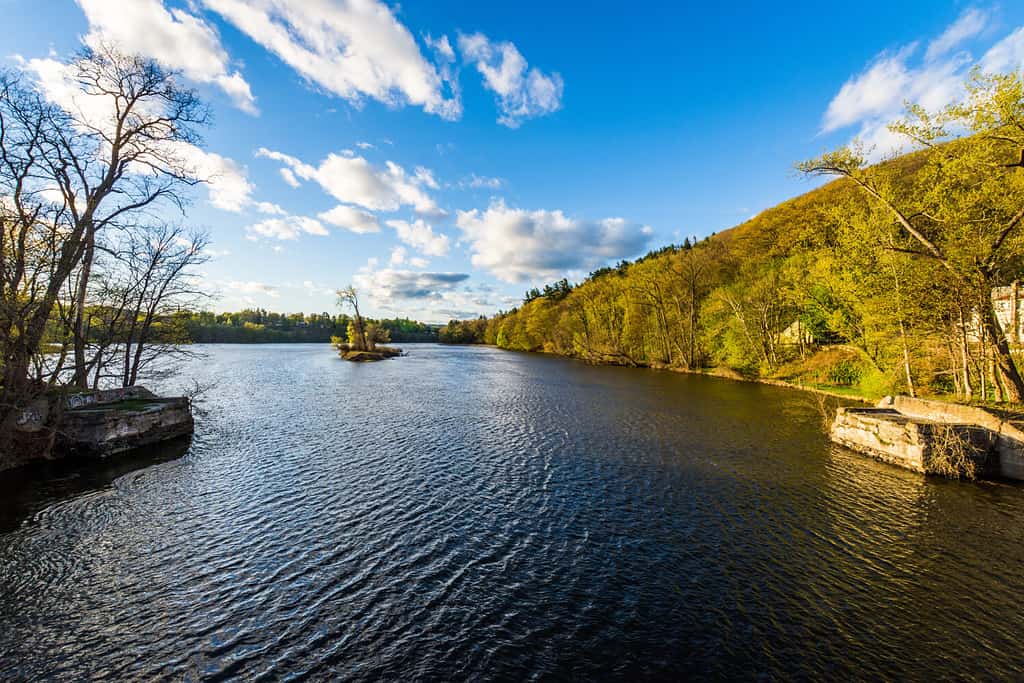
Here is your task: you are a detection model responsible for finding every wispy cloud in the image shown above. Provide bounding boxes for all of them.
[819,8,1024,159]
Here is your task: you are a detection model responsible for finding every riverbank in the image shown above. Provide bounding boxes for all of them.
[662,364,876,405]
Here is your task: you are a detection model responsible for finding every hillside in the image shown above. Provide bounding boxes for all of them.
[444,136,1024,404]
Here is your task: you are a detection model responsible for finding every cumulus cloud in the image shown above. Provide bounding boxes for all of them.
[387,245,431,270]
[257,147,440,214]
[458,32,563,127]
[76,0,257,113]
[202,0,460,119]
[385,219,450,256]
[180,145,255,212]
[318,204,380,233]
[820,9,1024,159]
[246,215,328,240]
[456,200,652,283]
[353,259,503,320]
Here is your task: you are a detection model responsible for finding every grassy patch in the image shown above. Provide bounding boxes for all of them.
[774,346,893,399]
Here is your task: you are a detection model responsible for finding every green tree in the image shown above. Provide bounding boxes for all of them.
[800,70,1024,401]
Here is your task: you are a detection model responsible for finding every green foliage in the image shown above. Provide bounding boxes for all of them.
[827,360,861,386]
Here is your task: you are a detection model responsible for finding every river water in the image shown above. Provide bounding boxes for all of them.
[2,344,1024,680]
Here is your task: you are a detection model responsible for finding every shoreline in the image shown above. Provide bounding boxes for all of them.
[467,343,878,404]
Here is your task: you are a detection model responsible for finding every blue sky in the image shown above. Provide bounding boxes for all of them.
[5,1,1024,321]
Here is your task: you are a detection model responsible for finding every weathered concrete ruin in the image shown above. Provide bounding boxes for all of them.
[11,387,194,469]
[830,395,1024,480]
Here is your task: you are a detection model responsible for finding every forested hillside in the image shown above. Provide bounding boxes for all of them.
[443,72,1024,403]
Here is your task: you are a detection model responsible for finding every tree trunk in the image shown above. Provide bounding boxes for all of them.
[980,298,1024,402]
[72,231,96,389]
[958,306,974,401]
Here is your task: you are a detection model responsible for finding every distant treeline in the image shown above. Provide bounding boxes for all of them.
[182,310,439,343]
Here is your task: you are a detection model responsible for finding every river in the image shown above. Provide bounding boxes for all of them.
[2,343,1023,680]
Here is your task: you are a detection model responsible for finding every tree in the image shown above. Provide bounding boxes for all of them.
[364,322,390,350]
[84,223,209,388]
[0,45,210,461]
[56,45,208,389]
[799,70,1024,401]
[337,286,368,351]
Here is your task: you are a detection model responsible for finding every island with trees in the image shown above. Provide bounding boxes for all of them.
[332,287,404,361]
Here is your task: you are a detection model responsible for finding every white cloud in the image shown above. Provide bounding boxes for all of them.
[413,166,440,189]
[246,215,328,240]
[76,0,257,113]
[181,146,255,212]
[385,218,450,256]
[822,44,917,133]
[202,0,460,119]
[354,265,468,300]
[982,27,1024,73]
[356,141,375,149]
[318,204,380,233]
[255,201,287,215]
[257,147,440,213]
[926,8,989,62]
[225,280,279,297]
[820,11,1023,159]
[458,32,563,127]
[456,200,652,283]
[353,259,500,320]
[388,246,429,269]
[298,279,335,296]
[426,34,455,62]
[462,173,504,190]
[279,168,301,188]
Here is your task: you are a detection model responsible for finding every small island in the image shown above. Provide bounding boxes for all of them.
[333,286,404,362]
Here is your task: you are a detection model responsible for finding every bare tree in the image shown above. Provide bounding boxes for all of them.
[85,223,210,388]
[49,44,209,388]
[337,286,369,351]
[0,45,209,461]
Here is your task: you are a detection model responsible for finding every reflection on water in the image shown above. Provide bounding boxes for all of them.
[1,344,1023,680]
[0,435,192,533]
